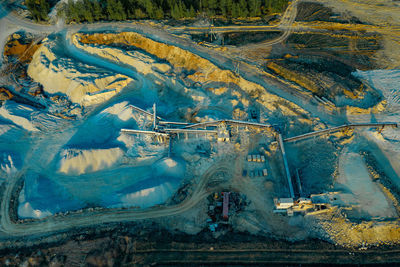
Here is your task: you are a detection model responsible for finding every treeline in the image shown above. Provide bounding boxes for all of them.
[59,0,289,23]
[25,0,50,21]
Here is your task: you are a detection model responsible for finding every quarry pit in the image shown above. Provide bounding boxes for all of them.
[1,0,400,265]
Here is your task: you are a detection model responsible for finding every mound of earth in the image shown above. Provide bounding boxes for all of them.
[58,147,124,175]
[27,36,133,107]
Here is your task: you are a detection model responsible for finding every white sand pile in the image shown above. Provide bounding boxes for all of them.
[154,157,185,178]
[18,202,53,219]
[0,101,39,131]
[0,101,68,132]
[119,182,176,208]
[101,101,134,121]
[18,186,53,219]
[100,101,150,128]
[58,147,124,175]
[118,157,185,208]
[27,38,133,106]
[117,133,167,160]
[0,153,18,178]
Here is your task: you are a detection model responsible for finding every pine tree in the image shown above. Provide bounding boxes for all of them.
[82,0,94,22]
[141,0,155,18]
[225,0,234,17]
[26,0,50,21]
[116,1,127,20]
[59,0,287,23]
[239,0,249,17]
[171,2,180,19]
[39,0,50,20]
[189,5,196,17]
[134,8,147,19]
[92,0,104,21]
[107,0,124,20]
[249,0,261,17]
[231,2,239,18]
[207,0,217,13]
[154,6,164,19]
[75,0,85,22]
[201,0,208,11]
[219,0,227,17]
[66,0,80,22]
[264,0,272,14]
[179,1,188,18]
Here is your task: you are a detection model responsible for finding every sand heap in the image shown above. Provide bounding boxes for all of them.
[27,37,133,107]
[0,101,39,132]
[58,147,124,175]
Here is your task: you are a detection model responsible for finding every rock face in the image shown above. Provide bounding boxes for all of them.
[76,32,310,116]
[71,34,171,76]
[27,37,133,107]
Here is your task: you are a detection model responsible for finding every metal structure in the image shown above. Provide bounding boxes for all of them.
[209,20,217,42]
[159,121,192,126]
[120,129,169,137]
[234,61,240,77]
[222,192,230,220]
[153,103,157,130]
[163,128,218,134]
[128,104,163,120]
[278,134,295,198]
[122,104,398,204]
[295,169,303,197]
[122,103,219,140]
[283,122,398,143]
[184,119,273,129]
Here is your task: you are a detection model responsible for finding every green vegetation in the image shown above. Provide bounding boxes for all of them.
[60,0,289,23]
[25,0,50,21]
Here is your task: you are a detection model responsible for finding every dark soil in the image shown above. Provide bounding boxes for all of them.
[190,31,282,46]
[265,31,383,106]
[296,2,364,24]
[0,224,398,266]
[285,33,381,70]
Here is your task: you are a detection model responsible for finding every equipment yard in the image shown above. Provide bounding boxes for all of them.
[1,0,400,265]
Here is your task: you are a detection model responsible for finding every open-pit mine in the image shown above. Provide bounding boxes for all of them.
[1,0,400,265]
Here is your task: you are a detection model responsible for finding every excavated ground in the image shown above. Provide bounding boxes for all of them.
[2,27,399,251]
[3,32,42,64]
[74,31,316,126]
[190,31,283,46]
[261,1,385,108]
[1,0,400,263]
